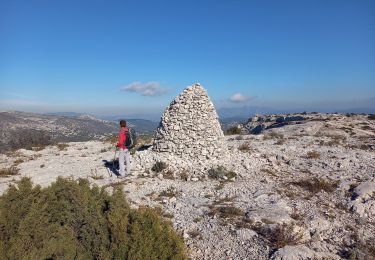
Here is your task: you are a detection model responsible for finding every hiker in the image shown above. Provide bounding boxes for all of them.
[116,120,131,177]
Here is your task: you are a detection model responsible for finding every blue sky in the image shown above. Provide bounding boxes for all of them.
[0,0,374,118]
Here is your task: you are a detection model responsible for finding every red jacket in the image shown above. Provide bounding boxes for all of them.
[116,127,128,149]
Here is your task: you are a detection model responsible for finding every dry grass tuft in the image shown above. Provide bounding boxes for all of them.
[225,126,242,135]
[238,142,251,152]
[56,143,69,151]
[263,131,284,140]
[152,161,167,173]
[208,205,244,219]
[208,166,236,180]
[268,223,304,249]
[158,187,178,199]
[0,166,20,177]
[162,170,175,180]
[13,158,24,166]
[289,177,338,194]
[306,150,321,159]
[187,229,203,240]
[252,223,304,249]
[179,170,189,181]
[90,169,104,180]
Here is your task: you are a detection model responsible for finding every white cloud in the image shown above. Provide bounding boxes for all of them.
[121,81,168,96]
[229,93,251,103]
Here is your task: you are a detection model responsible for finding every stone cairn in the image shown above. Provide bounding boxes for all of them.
[153,83,227,161]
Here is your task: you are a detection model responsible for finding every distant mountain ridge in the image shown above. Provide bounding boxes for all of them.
[0,111,159,152]
[44,112,159,134]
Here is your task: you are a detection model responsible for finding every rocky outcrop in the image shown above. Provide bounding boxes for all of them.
[349,180,375,220]
[153,83,227,160]
[243,115,306,134]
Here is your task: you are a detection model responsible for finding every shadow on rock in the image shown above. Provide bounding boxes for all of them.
[102,159,120,177]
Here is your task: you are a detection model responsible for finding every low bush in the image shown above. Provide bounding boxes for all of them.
[208,166,236,180]
[187,229,202,240]
[306,151,321,159]
[290,177,338,194]
[152,161,168,173]
[225,126,242,135]
[158,187,178,199]
[258,223,304,249]
[56,143,69,151]
[238,142,251,152]
[0,177,186,259]
[0,166,19,177]
[368,114,375,120]
[7,129,53,152]
[344,238,375,260]
[208,205,244,220]
[263,131,284,140]
[163,170,175,180]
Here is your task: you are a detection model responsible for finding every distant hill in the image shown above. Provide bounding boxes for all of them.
[45,112,159,134]
[126,119,159,134]
[44,112,84,117]
[96,115,159,134]
[0,111,119,152]
[216,105,375,120]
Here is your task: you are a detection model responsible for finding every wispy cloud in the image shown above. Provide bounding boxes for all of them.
[229,93,252,103]
[121,81,169,96]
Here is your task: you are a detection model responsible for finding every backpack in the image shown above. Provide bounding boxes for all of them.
[124,128,136,149]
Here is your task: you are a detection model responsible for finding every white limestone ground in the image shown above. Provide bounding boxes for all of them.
[1,113,375,259]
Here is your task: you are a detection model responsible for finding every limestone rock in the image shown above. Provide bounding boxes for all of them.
[245,199,293,225]
[350,180,375,219]
[271,245,340,260]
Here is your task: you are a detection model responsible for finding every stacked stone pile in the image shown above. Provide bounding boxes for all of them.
[152,83,227,161]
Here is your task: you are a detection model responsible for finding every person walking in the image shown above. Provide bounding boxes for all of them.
[116,120,131,177]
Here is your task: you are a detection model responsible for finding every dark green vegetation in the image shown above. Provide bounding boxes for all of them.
[152,161,168,173]
[225,126,242,135]
[0,177,186,260]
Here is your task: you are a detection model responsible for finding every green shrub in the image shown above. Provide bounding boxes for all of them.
[225,126,242,135]
[0,177,186,260]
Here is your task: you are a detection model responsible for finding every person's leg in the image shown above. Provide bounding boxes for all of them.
[119,149,125,176]
[125,149,131,175]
